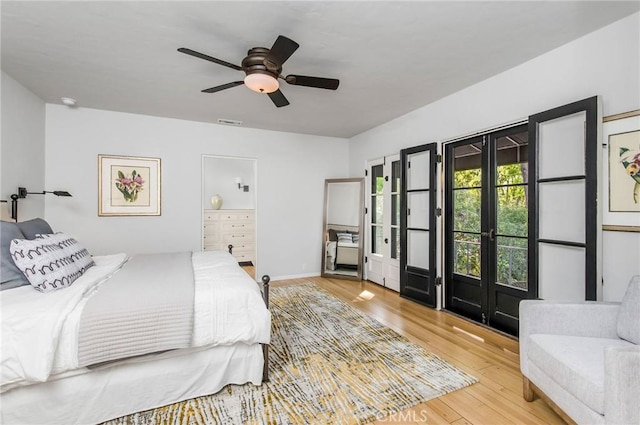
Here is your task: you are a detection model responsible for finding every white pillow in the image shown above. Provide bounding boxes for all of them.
[10,238,82,292]
[36,233,94,274]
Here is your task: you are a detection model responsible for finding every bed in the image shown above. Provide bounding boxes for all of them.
[325,225,360,270]
[0,218,270,424]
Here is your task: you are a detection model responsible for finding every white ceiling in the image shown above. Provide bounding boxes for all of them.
[2,1,639,138]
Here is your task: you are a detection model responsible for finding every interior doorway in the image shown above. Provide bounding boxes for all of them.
[202,155,257,268]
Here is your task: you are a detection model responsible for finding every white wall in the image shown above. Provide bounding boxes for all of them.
[203,156,255,210]
[44,105,349,280]
[1,71,46,220]
[348,13,640,301]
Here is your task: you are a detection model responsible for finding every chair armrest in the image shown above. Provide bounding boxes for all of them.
[605,345,640,425]
[519,300,620,375]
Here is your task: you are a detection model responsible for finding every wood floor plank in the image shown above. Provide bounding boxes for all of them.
[270,276,565,425]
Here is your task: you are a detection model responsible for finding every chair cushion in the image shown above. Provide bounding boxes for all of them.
[617,275,640,344]
[528,334,634,415]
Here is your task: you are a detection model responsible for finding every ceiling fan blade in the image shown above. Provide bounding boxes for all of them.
[201,81,244,93]
[178,48,242,71]
[267,89,290,108]
[285,75,339,90]
[264,36,299,70]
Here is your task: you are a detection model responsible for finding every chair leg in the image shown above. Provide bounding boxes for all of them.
[523,377,535,402]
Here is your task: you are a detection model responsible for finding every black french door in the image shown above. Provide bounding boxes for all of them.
[445,124,531,335]
[400,143,438,307]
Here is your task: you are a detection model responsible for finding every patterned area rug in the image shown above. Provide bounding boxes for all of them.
[108,283,477,424]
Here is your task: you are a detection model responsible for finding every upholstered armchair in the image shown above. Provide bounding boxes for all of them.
[519,276,640,425]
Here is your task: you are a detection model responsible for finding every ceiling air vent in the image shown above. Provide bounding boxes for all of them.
[217,118,243,126]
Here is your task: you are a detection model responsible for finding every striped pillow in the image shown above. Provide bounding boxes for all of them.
[337,233,353,243]
[36,233,94,274]
[10,238,81,292]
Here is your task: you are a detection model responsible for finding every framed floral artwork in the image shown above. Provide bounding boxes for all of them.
[98,155,161,216]
[603,110,640,231]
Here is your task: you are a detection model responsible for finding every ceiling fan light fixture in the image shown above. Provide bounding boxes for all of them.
[244,72,279,94]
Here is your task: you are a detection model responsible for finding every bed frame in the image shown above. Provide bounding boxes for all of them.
[260,274,270,382]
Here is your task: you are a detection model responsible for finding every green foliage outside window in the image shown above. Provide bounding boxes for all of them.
[453,163,528,289]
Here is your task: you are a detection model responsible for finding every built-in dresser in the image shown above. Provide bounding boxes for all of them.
[203,209,255,264]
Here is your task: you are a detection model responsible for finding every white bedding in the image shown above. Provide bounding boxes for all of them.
[0,251,270,391]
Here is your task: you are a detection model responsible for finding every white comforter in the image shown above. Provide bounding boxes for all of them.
[0,251,270,391]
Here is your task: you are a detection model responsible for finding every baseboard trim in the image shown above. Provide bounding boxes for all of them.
[270,272,321,281]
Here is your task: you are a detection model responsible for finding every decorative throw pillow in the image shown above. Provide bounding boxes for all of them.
[328,229,338,242]
[351,233,360,244]
[17,218,54,240]
[337,232,353,243]
[0,221,30,290]
[617,275,640,345]
[36,233,94,273]
[9,238,82,292]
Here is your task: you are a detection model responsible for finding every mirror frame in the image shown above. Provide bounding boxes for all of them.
[321,178,364,280]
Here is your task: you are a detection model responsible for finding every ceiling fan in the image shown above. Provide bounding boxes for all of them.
[178,35,340,108]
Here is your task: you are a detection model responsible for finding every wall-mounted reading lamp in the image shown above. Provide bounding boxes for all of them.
[235,177,249,192]
[9,187,72,221]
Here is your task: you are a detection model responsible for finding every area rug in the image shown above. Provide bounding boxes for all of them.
[107,283,477,424]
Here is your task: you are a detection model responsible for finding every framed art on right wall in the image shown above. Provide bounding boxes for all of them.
[603,110,640,231]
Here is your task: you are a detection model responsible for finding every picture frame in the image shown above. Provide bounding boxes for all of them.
[98,155,161,216]
[602,110,640,231]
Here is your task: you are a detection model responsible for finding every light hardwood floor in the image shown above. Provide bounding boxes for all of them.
[259,272,565,425]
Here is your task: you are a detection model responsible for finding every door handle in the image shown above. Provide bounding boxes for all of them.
[481,229,495,241]
[384,238,389,244]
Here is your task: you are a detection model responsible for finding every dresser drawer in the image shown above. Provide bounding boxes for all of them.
[222,233,253,243]
[222,222,254,232]
[203,212,221,221]
[232,251,253,262]
[227,242,254,253]
[202,233,222,243]
[236,212,254,221]
[203,242,225,251]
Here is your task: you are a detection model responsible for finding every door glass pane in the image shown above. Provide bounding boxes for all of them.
[539,111,586,179]
[391,160,401,193]
[407,191,429,229]
[453,188,481,233]
[371,164,384,194]
[539,243,585,301]
[375,195,384,224]
[407,151,430,190]
[371,225,383,254]
[453,233,481,278]
[407,230,429,269]
[453,142,482,188]
[539,180,585,243]
[497,186,528,237]
[496,236,527,290]
[391,227,399,259]
[391,194,399,226]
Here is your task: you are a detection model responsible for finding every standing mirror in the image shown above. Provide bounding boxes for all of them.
[321,178,364,280]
